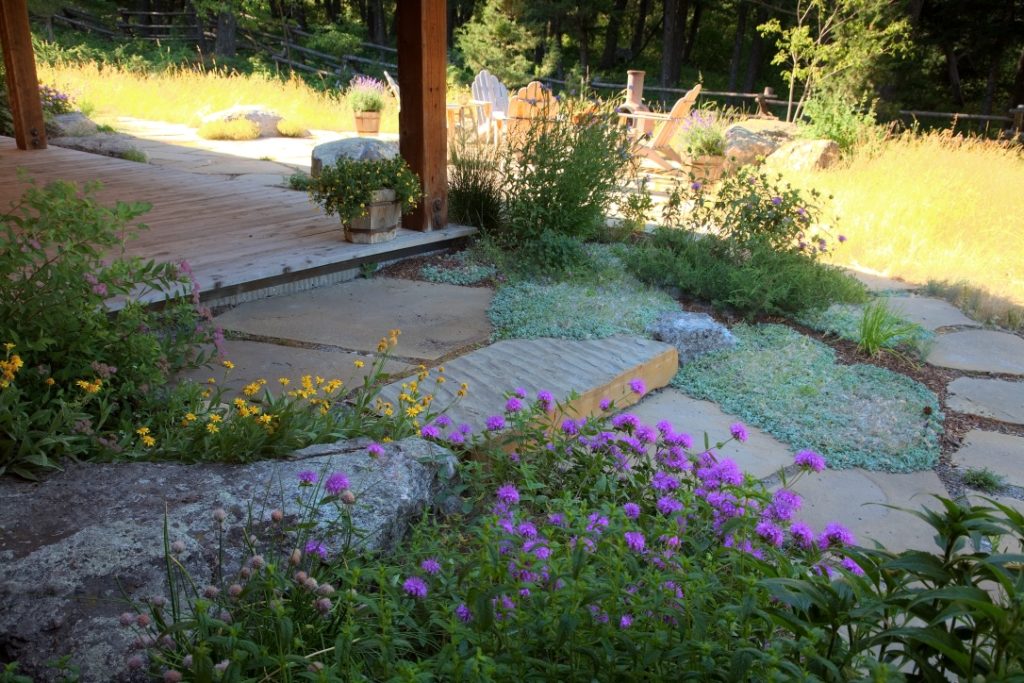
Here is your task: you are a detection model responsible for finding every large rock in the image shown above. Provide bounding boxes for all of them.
[48,112,99,137]
[201,105,283,138]
[0,437,456,682]
[646,311,737,365]
[311,137,399,176]
[724,119,797,170]
[50,133,147,162]
[764,139,840,173]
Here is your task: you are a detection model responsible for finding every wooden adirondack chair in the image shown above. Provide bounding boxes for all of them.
[619,84,702,172]
[505,81,559,142]
[471,69,510,142]
[383,70,401,110]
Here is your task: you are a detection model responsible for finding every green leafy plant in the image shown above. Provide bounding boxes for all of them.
[961,467,1006,492]
[801,90,881,154]
[308,157,421,224]
[347,75,387,113]
[287,171,313,191]
[679,107,727,157]
[857,298,924,357]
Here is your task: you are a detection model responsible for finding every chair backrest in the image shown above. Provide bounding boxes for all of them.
[383,70,401,109]
[472,69,510,116]
[650,83,701,148]
[507,81,558,119]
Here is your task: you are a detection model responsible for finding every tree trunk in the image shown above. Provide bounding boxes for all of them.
[983,60,999,115]
[214,10,237,57]
[370,0,386,44]
[630,0,649,58]
[1012,46,1024,107]
[944,43,964,106]
[599,0,630,69]
[681,0,702,64]
[728,1,748,92]
[661,0,687,87]
[742,5,767,92]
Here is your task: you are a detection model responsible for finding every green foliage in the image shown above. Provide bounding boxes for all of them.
[118,148,147,163]
[679,108,727,157]
[308,157,421,224]
[420,253,497,286]
[287,171,314,191]
[961,467,1007,493]
[674,323,943,472]
[347,75,387,113]
[857,298,925,358]
[0,179,215,477]
[447,136,503,232]
[306,27,361,59]
[797,299,933,357]
[455,0,540,86]
[801,90,881,154]
[0,66,13,137]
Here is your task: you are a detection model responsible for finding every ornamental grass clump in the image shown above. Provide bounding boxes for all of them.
[126,386,1016,680]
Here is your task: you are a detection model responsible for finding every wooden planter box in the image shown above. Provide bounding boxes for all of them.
[690,155,725,184]
[345,189,401,244]
[353,111,381,135]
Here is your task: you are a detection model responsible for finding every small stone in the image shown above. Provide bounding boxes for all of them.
[646,312,737,365]
[723,119,797,170]
[48,112,98,137]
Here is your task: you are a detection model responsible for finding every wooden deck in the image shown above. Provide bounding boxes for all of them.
[0,137,473,302]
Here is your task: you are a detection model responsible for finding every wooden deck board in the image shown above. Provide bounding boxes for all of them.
[0,137,474,301]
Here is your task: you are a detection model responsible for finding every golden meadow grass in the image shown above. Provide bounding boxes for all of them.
[36,61,399,133]
[781,131,1024,316]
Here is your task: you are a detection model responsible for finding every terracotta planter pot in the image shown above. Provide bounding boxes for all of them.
[344,189,401,244]
[353,111,382,135]
[689,155,725,184]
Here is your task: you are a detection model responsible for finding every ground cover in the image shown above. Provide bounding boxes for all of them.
[781,131,1024,327]
[674,324,944,472]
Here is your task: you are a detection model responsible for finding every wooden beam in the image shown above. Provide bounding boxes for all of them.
[0,0,47,150]
[396,0,447,231]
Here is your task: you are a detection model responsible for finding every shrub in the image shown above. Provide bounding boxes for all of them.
[0,179,215,477]
[196,118,260,140]
[801,90,880,154]
[275,119,309,137]
[307,156,421,224]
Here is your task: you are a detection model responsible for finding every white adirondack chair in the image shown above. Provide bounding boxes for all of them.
[471,69,510,143]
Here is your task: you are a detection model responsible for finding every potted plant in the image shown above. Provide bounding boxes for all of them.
[680,109,727,183]
[347,76,387,135]
[308,156,421,243]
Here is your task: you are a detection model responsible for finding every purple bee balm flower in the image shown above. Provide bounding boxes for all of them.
[794,449,826,472]
[420,424,441,439]
[651,471,681,492]
[770,196,783,206]
[485,415,506,431]
[623,502,640,519]
[819,522,855,549]
[561,418,580,435]
[729,422,749,443]
[624,531,646,552]
[755,520,785,547]
[455,602,473,623]
[297,470,318,484]
[768,489,802,521]
[505,396,524,413]
[516,521,538,538]
[629,378,647,395]
[434,415,452,427]
[636,424,657,444]
[691,181,702,191]
[547,512,566,527]
[536,390,554,410]
[420,558,442,575]
[402,576,428,599]
[325,472,350,495]
[457,422,472,435]
[840,556,865,576]
[599,397,612,410]
[656,496,684,515]
[788,521,815,550]
[620,614,633,629]
[447,431,466,446]
[305,539,328,560]
[669,431,694,449]
[367,443,385,457]
[611,413,639,431]
[586,512,610,533]
[838,234,847,243]
[496,483,520,505]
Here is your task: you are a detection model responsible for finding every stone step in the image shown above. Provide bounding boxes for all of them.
[927,329,1024,375]
[946,378,1024,425]
[381,335,679,434]
[952,430,1024,488]
[886,295,979,331]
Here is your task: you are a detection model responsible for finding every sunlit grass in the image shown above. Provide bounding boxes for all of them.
[37,61,399,133]
[781,130,1024,323]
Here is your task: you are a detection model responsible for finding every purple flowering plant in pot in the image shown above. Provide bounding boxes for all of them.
[120,376,1024,681]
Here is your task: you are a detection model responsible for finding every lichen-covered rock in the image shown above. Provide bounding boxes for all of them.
[48,112,98,137]
[0,437,456,682]
[646,311,737,365]
[311,138,398,176]
[201,105,283,138]
[723,119,797,170]
[764,139,840,173]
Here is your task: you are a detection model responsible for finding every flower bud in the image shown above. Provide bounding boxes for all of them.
[290,549,302,566]
[340,490,356,505]
[270,509,283,522]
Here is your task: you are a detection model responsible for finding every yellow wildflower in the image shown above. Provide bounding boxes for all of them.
[436,376,446,384]
[75,378,102,394]
[315,376,325,386]
[437,366,445,374]
[377,338,388,353]
[233,398,247,409]
[207,378,217,384]
[209,414,222,423]
[206,423,220,434]
[2,343,14,352]
[242,379,266,397]
[353,360,365,368]
[45,377,55,386]
[382,436,393,443]
[184,413,197,422]
[141,434,156,448]
[405,404,423,418]
[136,426,150,436]
[221,360,235,370]
[278,377,290,386]
[258,414,273,424]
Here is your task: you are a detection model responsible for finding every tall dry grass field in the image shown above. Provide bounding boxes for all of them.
[37,61,399,133]
[782,131,1024,312]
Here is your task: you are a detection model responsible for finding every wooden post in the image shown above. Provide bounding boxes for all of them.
[396,0,447,231]
[0,0,47,150]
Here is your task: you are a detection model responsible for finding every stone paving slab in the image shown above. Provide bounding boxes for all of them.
[381,335,678,435]
[887,295,979,331]
[177,339,413,395]
[926,330,1024,375]
[946,377,1024,425]
[847,270,917,292]
[952,430,1024,487]
[629,388,793,480]
[786,468,949,553]
[214,278,493,361]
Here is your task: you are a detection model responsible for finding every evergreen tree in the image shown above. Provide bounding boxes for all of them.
[455,0,540,86]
